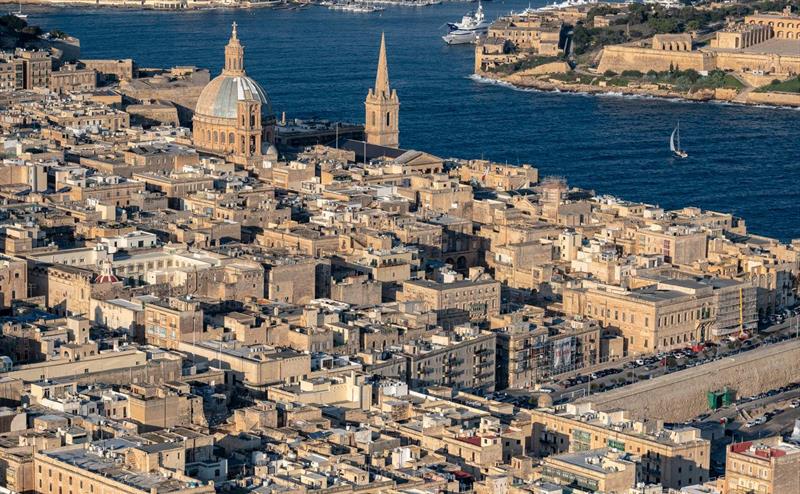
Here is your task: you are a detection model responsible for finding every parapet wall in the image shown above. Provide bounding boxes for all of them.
[598,45,714,73]
[578,339,800,422]
[715,50,800,74]
[746,91,800,106]
[598,44,800,76]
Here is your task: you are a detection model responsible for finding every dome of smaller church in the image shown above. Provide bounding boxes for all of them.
[195,74,272,120]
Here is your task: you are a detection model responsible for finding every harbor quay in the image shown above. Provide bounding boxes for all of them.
[0,12,799,494]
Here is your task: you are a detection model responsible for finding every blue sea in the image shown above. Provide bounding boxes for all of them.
[25,1,800,240]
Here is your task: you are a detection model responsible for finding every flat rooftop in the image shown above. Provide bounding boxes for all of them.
[742,38,800,56]
[548,448,630,473]
[44,440,206,492]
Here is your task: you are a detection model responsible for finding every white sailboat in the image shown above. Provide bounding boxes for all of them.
[11,1,28,19]
[670,123,688,158]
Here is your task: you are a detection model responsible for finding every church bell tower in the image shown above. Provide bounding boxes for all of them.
[365,33,400,148]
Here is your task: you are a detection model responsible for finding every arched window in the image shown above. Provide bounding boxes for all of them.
[206,130,211,142]
[386,112,390,126]
[220,133,225,144]
[213,131,218,143]
[229,132,235,145]
[371,112,376,126]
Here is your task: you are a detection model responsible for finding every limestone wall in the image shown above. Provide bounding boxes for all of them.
[578,339,800,422]
[598,44,800,77]
[517,62,571,76]
[598,45,713,73]
[715,51,800,74]
[746,91,800,106]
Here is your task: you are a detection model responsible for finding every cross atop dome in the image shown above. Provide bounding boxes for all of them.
[224,21,245,76]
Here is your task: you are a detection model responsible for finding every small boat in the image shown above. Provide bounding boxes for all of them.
[10,1,27,19]
[670,122,688,158]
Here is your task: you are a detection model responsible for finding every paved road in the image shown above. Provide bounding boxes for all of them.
[493,314,800,409]
[515,314,800,405]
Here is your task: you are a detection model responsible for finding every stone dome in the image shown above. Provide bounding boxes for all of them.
[195,74,273,120]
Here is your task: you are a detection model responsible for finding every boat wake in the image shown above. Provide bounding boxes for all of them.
[468,74,800,111]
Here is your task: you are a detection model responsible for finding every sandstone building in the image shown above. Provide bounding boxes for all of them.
[526,402,711,489]
[725,436,800,494]
[193,23,276,165]
[598,10,800,77]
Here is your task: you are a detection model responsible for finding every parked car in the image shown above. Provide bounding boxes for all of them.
[744,416,767,428]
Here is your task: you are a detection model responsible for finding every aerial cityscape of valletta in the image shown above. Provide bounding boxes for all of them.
[0,0,797,493]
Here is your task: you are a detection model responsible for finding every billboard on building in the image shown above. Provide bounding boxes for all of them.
[552,337,574,370]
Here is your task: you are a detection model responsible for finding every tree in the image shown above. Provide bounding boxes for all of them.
[0,14,27,31]
[648,16,680,33]
[587,4,618,22]
[571,25,592,55]
[627,3,648,24]
[622,70,644,78]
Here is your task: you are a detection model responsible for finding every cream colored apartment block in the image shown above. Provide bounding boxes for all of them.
[527,404,710,490]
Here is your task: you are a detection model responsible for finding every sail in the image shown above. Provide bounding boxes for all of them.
[670,128,677,153]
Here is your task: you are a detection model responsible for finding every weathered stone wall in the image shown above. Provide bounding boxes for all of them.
[507,62,571,80]
[126,103,180,127]
[715,51,800,74]
[597,45,713,73]
[578,339,800,422]
[72,358,183,387]
[119,82,204,126]
[746,91,800,106]
[597,45,800,77]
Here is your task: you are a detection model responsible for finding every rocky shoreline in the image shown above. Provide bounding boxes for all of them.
[476,71,800,109]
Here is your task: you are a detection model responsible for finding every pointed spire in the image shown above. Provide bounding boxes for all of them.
[231,21,238,40]
[374,32,390,98]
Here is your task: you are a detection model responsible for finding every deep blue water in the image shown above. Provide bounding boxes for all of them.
[26,1,800,240]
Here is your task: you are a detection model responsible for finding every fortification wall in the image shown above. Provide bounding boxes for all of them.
[714,51,800,74]
[578,339,800,422]
[597,45,713,73]
[598,44,800,76]
[747,91,800,106]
